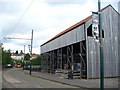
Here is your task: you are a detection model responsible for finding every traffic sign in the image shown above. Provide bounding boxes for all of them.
[92,12,99,42]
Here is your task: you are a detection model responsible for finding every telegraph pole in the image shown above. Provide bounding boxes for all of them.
[0,42,3,68]
[23,45,25,70]
[98,0,104,90]
[30,30,33,75]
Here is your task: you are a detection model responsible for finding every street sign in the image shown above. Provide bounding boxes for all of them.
[92,12,99,42]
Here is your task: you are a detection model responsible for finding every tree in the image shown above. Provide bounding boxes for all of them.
[2,49,12,66]
[15,50,18,54]
[32,56,41,65]
[24,53,30,60]
[20,50,23,54]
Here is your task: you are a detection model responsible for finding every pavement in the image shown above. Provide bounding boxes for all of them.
[24,70,119,89]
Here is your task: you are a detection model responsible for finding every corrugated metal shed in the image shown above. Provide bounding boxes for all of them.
[41,5,120,78]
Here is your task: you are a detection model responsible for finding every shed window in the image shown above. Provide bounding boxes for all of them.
[87,24,104,38]
[87,24,92,37]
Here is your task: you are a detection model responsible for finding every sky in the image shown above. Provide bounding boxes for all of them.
[0,0,119,54]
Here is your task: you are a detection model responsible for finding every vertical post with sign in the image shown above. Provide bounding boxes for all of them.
[92,11,99,77]
[92,2,104,89]
[98,0,104,90]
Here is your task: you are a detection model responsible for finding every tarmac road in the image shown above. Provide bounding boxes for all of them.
[2,68,81,88]
[2,77,14,88]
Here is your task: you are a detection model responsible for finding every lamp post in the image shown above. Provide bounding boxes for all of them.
[23,45,25,70]
[0,43,3,68]
[98,0,104,90]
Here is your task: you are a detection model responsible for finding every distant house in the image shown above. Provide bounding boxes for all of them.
[11,53,24,60]
[11,53,40,60]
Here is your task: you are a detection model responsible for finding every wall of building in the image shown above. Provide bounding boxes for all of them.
[103,6,119,77]
[118,9,120,76]
[86,6,119,78]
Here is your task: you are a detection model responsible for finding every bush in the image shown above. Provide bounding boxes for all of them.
[32,56,41,65]
[24,60,30,66]
[2,49,12,66]
[11,59,22,65]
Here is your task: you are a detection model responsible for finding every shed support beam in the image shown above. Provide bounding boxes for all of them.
[49,51,55,73]
[67,45,74,70]
[57,48,62,69]
[79,41,87,79]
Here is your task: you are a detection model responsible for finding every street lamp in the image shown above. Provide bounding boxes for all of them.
[22,45,25,70]
[98,0,104,90]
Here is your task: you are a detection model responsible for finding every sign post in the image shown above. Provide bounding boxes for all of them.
[92,1,104,89]
[98,0,104,90]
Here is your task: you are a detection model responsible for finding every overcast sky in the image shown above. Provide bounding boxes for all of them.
[0,0,119,54]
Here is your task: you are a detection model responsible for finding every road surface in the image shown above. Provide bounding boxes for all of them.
[2,68,82,88]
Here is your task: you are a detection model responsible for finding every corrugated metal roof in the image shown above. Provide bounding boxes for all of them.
[41,4,111,46]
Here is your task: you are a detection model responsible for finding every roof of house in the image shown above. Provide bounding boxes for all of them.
[11,53,40,57]
[11,53,24,56]
[32,53,40,57]
[41,4,111,46]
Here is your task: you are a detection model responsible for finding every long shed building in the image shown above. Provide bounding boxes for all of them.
[40,5,120,79]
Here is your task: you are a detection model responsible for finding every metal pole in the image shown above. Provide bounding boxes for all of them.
[98,0,104,90]
[23,45,25,70]
[30,30,33,75]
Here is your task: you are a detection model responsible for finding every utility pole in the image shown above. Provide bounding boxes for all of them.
[23,45,25,70]
[0,42,3,67]
[30,30,33,75]
[98,0,104,90]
